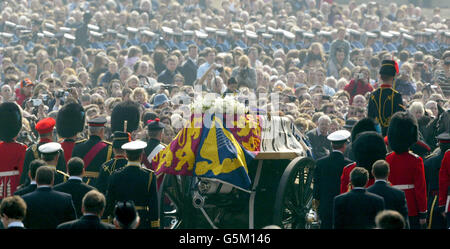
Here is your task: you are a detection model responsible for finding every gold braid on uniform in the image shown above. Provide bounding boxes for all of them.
[371,81,396,128]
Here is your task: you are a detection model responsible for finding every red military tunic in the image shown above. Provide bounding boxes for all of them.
[340,162,375,194]
[439,150,450,213]
[386,152,427,218]
[0,141,27,198]
[60,139,76,165]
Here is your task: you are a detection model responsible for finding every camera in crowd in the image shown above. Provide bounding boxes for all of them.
[55,89,69,99]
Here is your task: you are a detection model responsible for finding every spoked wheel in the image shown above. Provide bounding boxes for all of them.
[273,157,315,229]
[158,174,194,229]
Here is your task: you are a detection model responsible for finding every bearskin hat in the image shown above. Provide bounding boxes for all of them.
[352,131,387,178]
[56,103,86,138]
[0,102,22,142]
[111,101,140,133]
[388,111,418,153]
[351,118,377,142]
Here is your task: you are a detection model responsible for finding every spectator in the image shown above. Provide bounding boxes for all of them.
[306,115,332,159]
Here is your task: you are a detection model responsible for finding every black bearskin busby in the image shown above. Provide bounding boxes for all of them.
[56,103,86,138]
[352,131,387,178]
[351,117,378,142]
[111,100,140,133]
[387,111,418,154]
[0,102,22,142]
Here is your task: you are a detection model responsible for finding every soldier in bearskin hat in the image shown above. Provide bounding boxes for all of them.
[72,116,113,186]
[344,118,378,161]
[20,117,67,186]
[367,60,405,136]
[386,111,427,229]
[57,103,86,164]
[340,131,387,194]
[0,102,27,198]
[110,100,141,134]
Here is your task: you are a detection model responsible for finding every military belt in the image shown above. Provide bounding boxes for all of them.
[393,184,414,190]
[84,171,99,178]
[0,170,20,177]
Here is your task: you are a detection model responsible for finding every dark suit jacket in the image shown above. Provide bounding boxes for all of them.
[22,187,77,229]
[313,151,353,228]
[180,58,198,86]
[54,179,96,218]
[14,183,37,196]
[367,181,409,225]
[57,215,115,229]
[333,188,385,229]
[306,128,332,160]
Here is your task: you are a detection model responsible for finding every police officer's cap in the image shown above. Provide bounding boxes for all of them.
[88,116,107,127]
[246,31,258,39]
[232,28,244,35]
[4,21,16,28]
[195,30,208,39]
[38,142,62,154]
[121,140,147,151]
[380,31,393,39]
[183,30,194,36]
[389,31,400,37]
[90,31,102,37]
[60,27,72,33]
[403,33,414,41]
[327,130,351,143]
[216,30,227,37]
[87,24,100,31]
[142,30,156,37]
[147,118,165,130]
[161,26,173,35]
[283,31,295,40]
[45,23,56,30]
[117,33,128,40]
[262,33,273,39]
[64,33,75,41]
[303,32,314,39]
[205,27,217,33]
[112,131,132,149]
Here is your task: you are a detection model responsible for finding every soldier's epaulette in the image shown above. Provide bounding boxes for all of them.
[102,140,112,145]
[408,151,420,159]
[75,139,87,144]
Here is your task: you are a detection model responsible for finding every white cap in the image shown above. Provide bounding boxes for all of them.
[246,30,258,39]
[161,26,173,34]
[2,32,14,38]
[126,27,139,33]
[403,33,414,41]
[366,32,377,38]
[141,30,155,37]
[4,21,16,28]
[283,30,295,39]
[380,31,393,39]
[39,142,62,154]
[327,130,351,142]
[216,30,227,36]
[60,27,72,33]
[45,23,56,30]
[43,31,55,38]
[64,33,75,40]
[195,30,207,39]
[87,24,100,31]
[205,27,217,33]
[303,32,314,38]
[121,140,147,151]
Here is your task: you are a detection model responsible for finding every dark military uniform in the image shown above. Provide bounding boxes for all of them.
[425,150,447,229]
[313,130,353,229]
[96,156,128,194]
[105,161,159,229]
[368,60,405,136]
[95,131,131,195]
[21,140,67,185]
[72,135,113,186]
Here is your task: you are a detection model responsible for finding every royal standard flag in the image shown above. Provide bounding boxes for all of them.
[194,115,254,192]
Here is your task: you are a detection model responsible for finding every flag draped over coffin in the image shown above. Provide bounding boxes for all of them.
[153,113,261,191]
